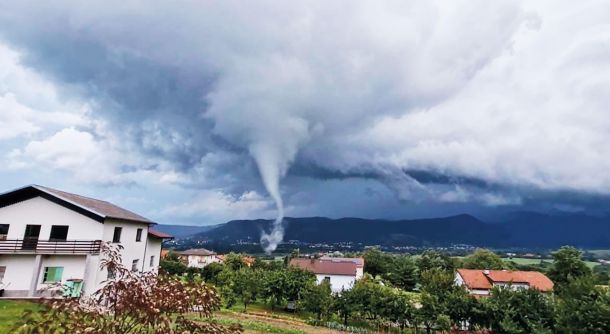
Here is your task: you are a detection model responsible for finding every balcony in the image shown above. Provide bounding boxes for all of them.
[0,239,102,255]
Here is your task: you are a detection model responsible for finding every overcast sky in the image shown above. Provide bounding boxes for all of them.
[1,1,609,226]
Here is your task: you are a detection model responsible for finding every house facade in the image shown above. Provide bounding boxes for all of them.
[289,257,365,293]
[178,248,222,268]
[0,185,172,298]
[455,268,554,296]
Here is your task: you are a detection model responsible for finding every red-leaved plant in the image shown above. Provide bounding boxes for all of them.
[12,242,242,334]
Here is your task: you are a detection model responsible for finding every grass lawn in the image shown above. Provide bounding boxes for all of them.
[0,300,42,333]
[502,257,599,269]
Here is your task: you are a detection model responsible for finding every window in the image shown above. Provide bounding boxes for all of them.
[112,227,122,243]
[0,224,9,240]
[150,256,155,267]
[323,276,331,283]
[0,266,6,282]
[136,228,143,242]
[49,225,69,241]
[131,259,139,272]
[43,267,63,283]
[107,268,115,280]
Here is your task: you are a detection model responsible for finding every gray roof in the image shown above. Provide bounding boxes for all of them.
[179,248,216,256]
[0,185,153,224]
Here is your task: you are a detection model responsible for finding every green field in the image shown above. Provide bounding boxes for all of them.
[502,257,599,269]
[0,300,42,333]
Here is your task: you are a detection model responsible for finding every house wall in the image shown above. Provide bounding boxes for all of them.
[0,196,103,240]
[186,255,220,268]
[144,237,162,272]
[0,196,159,297]
[95,219,151,287]
[0,255,36,295]
[315,274,356,293]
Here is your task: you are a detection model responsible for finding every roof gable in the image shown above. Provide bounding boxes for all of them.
[0,185,153,224]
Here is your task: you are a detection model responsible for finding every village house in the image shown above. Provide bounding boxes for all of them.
[0,185,172,298]
[289,257,364,293]
[455,268,554,297]
[178,248,222,268]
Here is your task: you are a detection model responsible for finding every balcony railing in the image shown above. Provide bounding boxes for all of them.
[0,239,102,255]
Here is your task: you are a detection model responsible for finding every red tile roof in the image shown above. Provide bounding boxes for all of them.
[36,185,153,223]
[148,229,173,239]
[457,269,554,292]
[320,257,364,267]
[290,258,358,276]
[457,269,492,289]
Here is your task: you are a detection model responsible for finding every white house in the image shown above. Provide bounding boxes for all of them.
[455,268,554,297]
[289,257,365,293]
[0,185,172,298]
[178,248,222,268]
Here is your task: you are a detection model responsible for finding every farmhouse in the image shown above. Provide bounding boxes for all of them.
[455,268,554,296]
[0,185,172,298]
[289,257,364,293]
[178,248,222,268]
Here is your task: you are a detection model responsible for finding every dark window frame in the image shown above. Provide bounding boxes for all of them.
[150,256,155,267]
[135,228,143,242]
[131,259,139,272]
[0,266,6,282]
[112,227,122,243]
[49,225,69,241]
[0,224,8,240]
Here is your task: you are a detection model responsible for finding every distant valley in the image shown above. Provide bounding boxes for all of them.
[157,212,610,249]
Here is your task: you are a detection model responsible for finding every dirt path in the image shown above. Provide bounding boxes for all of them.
[215,311,346,334]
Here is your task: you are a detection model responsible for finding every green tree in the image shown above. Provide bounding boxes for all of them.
[333,288,357,326]
[232,268,263,311]
[554,277,610,334]
[261,270,288,310]
[301,280,333,320]
[461,249,506,270]
[416,250,456,279]
[363,247,394,277]
[159,257,188,275]
[385,255,418,291]
[383,289,415,333]
[548,246,592,291]
[201,262,225,284]
[485,286,555,333]
[224,252,246,271]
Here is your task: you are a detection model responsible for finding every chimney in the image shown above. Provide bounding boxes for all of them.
[483,269,490,275]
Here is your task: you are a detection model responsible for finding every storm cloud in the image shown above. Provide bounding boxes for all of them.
[1,1,610,247]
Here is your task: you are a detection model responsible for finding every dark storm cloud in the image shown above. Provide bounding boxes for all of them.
[0,0,610,232]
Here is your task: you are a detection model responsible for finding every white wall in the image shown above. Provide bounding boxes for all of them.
[0,255,36,291]
[0,196,103,240]
[144,237,162,272]
[315,274,356,293]
[186,255,220,268]
[94,219,151,287]
[36,255,87,291]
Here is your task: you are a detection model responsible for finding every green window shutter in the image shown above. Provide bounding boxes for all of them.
[43,267,64,283]
[53,267,63,282]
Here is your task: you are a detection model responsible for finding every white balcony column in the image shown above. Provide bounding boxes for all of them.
[28,254,43,297]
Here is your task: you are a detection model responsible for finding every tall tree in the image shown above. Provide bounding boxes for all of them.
[301,280,333,320]
[363,247,394,277]
[547,246,592,291]
[417,250,456,275]
[385,255,418,291]
[554,277,610,334]
[461,249,506,270]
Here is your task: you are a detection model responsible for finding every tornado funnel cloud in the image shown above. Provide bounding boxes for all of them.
[250,143,288,254]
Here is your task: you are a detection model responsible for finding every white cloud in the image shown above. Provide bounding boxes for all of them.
[160,190,275,222]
